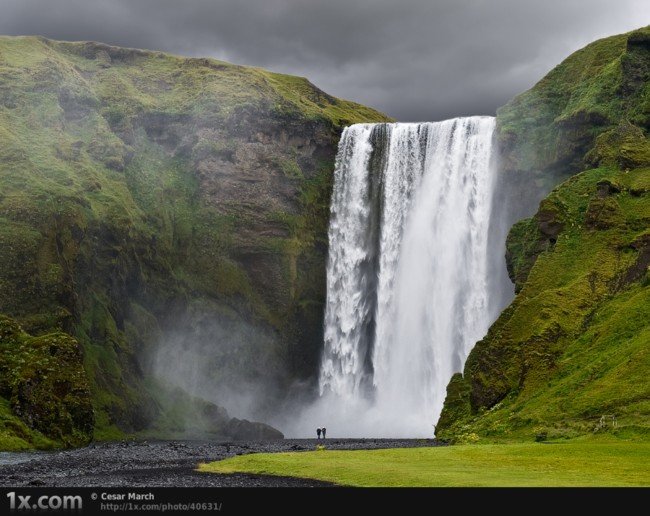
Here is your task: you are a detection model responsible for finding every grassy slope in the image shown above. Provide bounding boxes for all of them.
[0,36,390,447]
[437,27,650,442]
[0,397,57,451]
[199,442,650,487]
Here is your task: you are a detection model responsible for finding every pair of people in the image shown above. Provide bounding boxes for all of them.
[316,427,327,439]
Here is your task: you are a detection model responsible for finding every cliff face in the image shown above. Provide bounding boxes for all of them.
[0,36,390,447]
[437,27,650,442]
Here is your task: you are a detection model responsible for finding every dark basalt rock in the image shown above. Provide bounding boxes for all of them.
[225,418,284,440]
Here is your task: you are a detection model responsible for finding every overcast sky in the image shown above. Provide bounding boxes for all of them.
[1,0,647,120]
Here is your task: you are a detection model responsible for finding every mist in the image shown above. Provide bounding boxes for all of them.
[148,303,290,431]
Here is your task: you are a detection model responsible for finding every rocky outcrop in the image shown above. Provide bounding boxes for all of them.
[225,419,284,440]
[0,316,93,447]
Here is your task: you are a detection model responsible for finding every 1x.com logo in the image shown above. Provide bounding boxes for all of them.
[6,492,82,510]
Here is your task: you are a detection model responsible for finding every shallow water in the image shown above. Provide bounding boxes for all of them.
[0,451,44,466]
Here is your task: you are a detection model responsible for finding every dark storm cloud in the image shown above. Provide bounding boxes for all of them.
[1,0,646,120]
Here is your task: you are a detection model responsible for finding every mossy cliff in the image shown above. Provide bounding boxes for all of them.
[0,36,390,447]
[0,315,92,450]
[438,27,650,442]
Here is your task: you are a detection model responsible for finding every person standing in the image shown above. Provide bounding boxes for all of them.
[322,427,326,439]
[316,427,321,439]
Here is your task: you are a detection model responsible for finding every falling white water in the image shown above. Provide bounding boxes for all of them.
[306,117,499,438]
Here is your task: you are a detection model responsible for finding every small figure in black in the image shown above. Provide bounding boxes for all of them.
[322,427,327,439]
[316,427,321,439]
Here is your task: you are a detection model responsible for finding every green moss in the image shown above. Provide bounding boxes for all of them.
[584,197,626,229]
[505,218,545,292]
[497,26,649,179]
[0,397,59,451]
[276,158,304,179]
[0,316,93,448]
[586,122,650,169]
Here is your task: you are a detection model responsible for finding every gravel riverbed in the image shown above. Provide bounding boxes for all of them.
[0,439,438,487]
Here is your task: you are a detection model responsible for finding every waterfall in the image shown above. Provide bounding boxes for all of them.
[316,117,501,437]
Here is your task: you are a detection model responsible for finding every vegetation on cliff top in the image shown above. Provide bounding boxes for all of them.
[0,35,389,447]
[438,26,650,442]
[497,26,649,178]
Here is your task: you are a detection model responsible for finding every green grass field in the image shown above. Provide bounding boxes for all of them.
[199,442,650,487]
